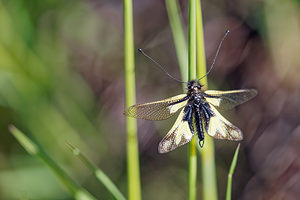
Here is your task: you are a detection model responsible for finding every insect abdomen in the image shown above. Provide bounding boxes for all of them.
[194,108,204,142]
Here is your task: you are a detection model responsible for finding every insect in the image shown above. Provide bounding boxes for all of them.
[124,30,257,153]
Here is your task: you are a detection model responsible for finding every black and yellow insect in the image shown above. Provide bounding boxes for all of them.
[124,80,257,153]
[124,31,257,153]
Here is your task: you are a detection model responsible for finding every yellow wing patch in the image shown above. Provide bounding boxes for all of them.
[158,109,194,153]
[207,105,243,141]
[124,94,188,120]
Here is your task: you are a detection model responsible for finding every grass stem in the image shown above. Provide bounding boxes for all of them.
[67,143,126,200]
[188,0,197,200]
[196,1,218,200]
[8,125,96,200]
[165,0,188,82]
[123,0,142,199]
[226,143,240,200]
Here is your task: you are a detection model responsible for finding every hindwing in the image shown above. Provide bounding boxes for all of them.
[158,108,194,153]
[206,104,243,141]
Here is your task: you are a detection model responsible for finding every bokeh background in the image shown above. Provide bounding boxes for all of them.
[0,0,300,199]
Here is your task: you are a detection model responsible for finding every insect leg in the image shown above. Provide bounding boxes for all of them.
[183,104,194,133]
[201,103,214,132]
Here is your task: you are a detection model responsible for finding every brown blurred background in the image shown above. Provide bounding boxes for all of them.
[0,0,299,199]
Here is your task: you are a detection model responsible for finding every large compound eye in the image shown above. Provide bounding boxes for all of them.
[187,83,192,89]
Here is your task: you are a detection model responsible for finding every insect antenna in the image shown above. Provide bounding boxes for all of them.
[138,48,188,84]
[198,29,230,81]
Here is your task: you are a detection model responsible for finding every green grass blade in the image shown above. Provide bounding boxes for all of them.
[188,0,197,200]
[188,0,197,81]
[67,143,126,200]
[226,143,240,200]
[165,0,188,82]
[196,0,207,85]
[188,138,197,200]
[165,1,197,198]
[196,0,218,199]
[123,0,141,199]
[197,140,217,200]
[8,125,96,200]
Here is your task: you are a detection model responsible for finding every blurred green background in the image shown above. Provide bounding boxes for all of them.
[0,0,300,199]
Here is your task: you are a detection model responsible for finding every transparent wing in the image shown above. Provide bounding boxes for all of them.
[158,109,194,153]
[124,94,188,120]
[204,89,257,110]
[206,105,243,141]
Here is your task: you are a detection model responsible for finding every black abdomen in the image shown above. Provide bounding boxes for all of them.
[193,95,205,143]
[193,94,213,147]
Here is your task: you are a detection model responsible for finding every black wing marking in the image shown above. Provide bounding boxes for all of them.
[158,109,194,153]
[204,89,257,110]
[124,94,188,120]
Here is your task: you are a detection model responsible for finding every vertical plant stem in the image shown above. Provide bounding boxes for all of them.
[189,0,197,81]
[196,1,218,200]
[226,144,240,200]
[123,0,141,199]
[165,0,188,82]
[188,0,197,200]
[196,1,206,83]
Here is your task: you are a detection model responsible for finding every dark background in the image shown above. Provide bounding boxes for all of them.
[0,0,299,199]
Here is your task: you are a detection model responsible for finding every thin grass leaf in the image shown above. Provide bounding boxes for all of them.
[195,0,218,199]
[165,0,188,82]
[8,125,96,200]
[123,0,141,199]
[226,143,240,200]
[67,143,126,200]
[165,1,197,198]
[196,0,207,85]
[188,0,197,200]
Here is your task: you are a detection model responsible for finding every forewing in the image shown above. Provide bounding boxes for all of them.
[124,94,188,120]
[158,109,194,153]
[206,105,243,141]
[204,89,257,110]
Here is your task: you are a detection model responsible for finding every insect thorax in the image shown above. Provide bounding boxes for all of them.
[187,80,205,106]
